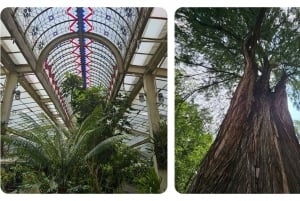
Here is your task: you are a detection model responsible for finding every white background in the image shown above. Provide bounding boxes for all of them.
[1,1,300,201]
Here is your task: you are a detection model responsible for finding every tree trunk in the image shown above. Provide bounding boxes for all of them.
[188,9,300,192]
[188,9,300,193]
[188,47,300,194]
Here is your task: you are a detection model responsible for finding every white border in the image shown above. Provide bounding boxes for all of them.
[1,1,300,201]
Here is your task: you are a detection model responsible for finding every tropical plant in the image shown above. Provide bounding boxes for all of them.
[61,72,83,98]
[134,167,162,193]
[2,73,157,193]
[1,166,17,192]
[2,118,83,193]
[61,73,108,124]
[176,7,300,193]
[1,110,128,193]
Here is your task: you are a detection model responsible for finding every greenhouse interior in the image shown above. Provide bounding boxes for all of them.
[0,7,167,193]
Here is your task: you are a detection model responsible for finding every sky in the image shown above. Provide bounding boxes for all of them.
[288,99,300,121]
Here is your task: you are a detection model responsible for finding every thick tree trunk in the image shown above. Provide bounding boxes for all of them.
[187,50,300,194]
[187,8,300,193]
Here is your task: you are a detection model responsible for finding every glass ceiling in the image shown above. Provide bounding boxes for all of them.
[1,7,167,155]
[14,7,139,58]
[11,7,141,116]
[14,7,138,92]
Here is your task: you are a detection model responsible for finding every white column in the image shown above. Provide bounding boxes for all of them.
[143,74,167,192]
[143,74,160,137]
[1,72,18,125]
[1,72,18,157]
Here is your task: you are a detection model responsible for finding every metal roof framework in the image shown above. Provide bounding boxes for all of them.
[0,7,167,153]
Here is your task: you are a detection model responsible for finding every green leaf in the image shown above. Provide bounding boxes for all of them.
[84,135,125,160]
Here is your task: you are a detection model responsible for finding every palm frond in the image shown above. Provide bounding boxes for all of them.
[1,134,50,166]
[74,109,107,143]
[84,135,126,160]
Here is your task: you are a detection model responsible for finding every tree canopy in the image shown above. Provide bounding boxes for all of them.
[176,8,300,109]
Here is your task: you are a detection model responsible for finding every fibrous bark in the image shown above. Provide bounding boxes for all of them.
[188,9,300,193]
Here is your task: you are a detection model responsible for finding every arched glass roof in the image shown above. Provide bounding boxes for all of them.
[1,7,167,155]
[11,7,141,116]
[45,38,117,89]
[13,7,139,94]
[14,7,139,57]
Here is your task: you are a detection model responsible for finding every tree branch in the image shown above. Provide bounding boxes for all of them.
[181,76,235,102]
[243,8,268,65]
[194,18,242,42]
[275,71,288,92]
[179,60,242,79]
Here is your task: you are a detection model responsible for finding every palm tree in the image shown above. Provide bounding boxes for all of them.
[2,109,127,193]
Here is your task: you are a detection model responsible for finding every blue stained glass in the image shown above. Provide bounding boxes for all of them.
[106,15,111,20]
[104,31,109,36]
[120,26,127,36]
[48,15,54,21]
[32,26,39,36]
[117,41,122,50]
[125,8,132,17]
[55,43,62,49]
[23,7,32,18]
[53,31,57,36]
[38,41,44,50]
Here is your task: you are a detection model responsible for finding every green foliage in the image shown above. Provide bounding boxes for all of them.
[1,167,16,192]
[71,86,107,124]
[84,135,126,161]
[61,73,133,127]
[134,167,162,193]
[1,111,131,193]
[61,72,83,98]
[2,118,86,192]
[61,73,106,124]
[36,176,50,193]
[2,104,160,193]
[2,74,159,193]
[96,143,152,193]
[175,70,213,193]
[176,8,300,108]
[152,120,167,170]
[1,164,54,193]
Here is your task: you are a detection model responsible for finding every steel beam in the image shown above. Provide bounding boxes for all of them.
[129,128,149,137]
[127,65,167,78]
[1,8,71,128]
[0,65,32,76]
[129,138,150,148]
[1,46,63,127]
[1,8,37,70]
[77,7,87,88]
[128,41,167,103]
[37,32,123,73]
[111,8,153,99]
[18,76,61,126]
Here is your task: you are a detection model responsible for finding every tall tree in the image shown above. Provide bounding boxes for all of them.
[176,8,300,193]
